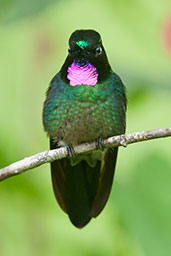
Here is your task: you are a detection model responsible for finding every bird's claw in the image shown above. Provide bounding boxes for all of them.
[96,137,104,150]
[66,145,75,157]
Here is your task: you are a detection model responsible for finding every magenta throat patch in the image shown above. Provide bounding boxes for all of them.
[67,62,98,86]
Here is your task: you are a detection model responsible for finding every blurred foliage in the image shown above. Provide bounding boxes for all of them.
[0,0,171,256]
[0,0,58,24]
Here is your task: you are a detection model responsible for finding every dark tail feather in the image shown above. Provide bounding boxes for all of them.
[90,147,118,217]
[65,160,101,228]
[50,138,101,228]
[51,158,101,228]
[50,139,118,228]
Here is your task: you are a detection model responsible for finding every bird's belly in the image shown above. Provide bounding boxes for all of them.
[51,101,119,146]
[59,115,103,145]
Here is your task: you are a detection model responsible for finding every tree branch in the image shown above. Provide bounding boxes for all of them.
[0,127,171,182]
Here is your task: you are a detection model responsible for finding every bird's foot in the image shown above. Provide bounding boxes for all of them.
[66,145,75,157]
[96,137,104,150]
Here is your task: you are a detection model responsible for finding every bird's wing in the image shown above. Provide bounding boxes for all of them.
[90,147,118,217]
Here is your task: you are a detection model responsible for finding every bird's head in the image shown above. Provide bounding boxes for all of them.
[68,29,106,65]
[61,29,111,84]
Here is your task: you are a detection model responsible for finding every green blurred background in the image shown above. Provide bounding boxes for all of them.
[0,0,171,255]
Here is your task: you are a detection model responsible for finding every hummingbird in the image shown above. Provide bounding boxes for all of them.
[43,29,126,228]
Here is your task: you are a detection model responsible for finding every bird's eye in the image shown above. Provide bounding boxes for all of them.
[95,46,102,56]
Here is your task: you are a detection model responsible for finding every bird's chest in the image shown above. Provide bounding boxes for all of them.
[45,82,119,145]
[58,97,113,145]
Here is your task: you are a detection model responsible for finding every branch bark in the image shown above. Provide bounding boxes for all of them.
[0,127,171,182]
